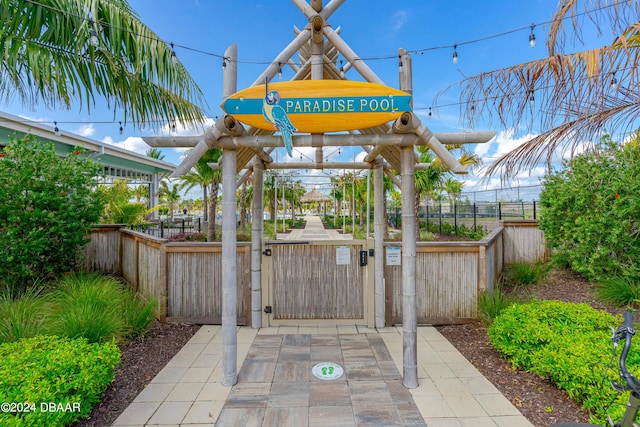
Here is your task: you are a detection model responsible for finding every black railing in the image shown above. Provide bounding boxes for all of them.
[131,217,203,239]
[388,201,539,234]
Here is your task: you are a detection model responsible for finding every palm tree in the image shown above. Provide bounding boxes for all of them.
[442,178,464,210]
[133,184,148,203]
[1,0,206,128]
[180,169,209,221]
[158,179,180,222]
[441,1,640,180]
[197,149,222,241]
[146,148,165,161]
[178,148,221,241]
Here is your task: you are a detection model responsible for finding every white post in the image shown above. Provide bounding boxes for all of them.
[221,148,238,387]
[373,160,385,328]
[221,42,238,387]
[251,158,264,328]
[401,146,418,389]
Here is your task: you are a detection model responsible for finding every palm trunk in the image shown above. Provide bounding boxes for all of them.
[239,183,247,232]
[209,182,220,241]
[202,184,209,222]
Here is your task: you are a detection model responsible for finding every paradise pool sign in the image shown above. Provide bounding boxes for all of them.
[221,80,412,156]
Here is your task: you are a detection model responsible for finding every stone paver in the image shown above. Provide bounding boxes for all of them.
[113,325,533,427]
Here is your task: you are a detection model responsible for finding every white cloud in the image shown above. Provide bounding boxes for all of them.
[102,136,150,155]
[391,10,409,31]
[75,123,95,137]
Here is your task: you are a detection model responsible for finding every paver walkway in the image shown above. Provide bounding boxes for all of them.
[113,325,533,427]
[279,215,351,240]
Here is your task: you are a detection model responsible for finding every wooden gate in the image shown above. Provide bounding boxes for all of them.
[261,240,374,326]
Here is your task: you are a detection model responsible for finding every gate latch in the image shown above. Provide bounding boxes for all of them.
[359,250,368,266]
[264,306,272,314]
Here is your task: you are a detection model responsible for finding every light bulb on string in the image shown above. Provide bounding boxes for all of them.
[428,107,432,119]
[170,42,178,65]
[119,121,123,135]
[222,58,227,70]
[54,121,60,136]
[88,20,99,47]
[528,90,535,108]
[452,44,458,64]
[278,62,283,79]
[610,72,618,90]
[529,24,536,48]
[339,59,345,78]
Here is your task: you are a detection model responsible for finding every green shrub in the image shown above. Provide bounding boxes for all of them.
[539,134,640,281]
[48,273,126,343]
[505,262,548,286]
[0,136,104,291]
[0,335,120,426]
[0,287,49,343]
[122,292,157,340]
[595,276,640,307]
[488,301,634,423]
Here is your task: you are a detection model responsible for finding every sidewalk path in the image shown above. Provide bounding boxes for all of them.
[113,325,533,426]
[279,215,351,241]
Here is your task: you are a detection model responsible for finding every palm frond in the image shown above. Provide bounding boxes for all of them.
[0,0,207,128]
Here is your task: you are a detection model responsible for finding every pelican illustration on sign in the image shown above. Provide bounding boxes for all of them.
[221,80,412,156]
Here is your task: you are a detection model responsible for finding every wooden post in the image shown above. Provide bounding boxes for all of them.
[221,148,237,387]
[401,145,418,389]
[373,159,385,328]
[251,159,264,328]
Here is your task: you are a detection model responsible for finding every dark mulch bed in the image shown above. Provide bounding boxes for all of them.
[74,267,622,427]
[73,321,200,427]
[438,268,624,426]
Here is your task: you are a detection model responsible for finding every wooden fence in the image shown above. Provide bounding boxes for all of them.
[84,221,545,325]
[84,226,251,324]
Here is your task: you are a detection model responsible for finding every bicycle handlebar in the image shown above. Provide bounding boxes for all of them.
[614,311,640,393]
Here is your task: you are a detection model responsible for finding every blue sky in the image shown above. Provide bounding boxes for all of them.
[5,0,617,195]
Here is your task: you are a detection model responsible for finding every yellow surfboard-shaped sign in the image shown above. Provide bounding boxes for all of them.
[221,80,412,134]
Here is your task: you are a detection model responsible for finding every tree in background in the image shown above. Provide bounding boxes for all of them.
[442,177,464,209]
[0,137,104,291]
[0,0,206,129]
[158,179,181,223]
[99,179,146,225]
[146,148,166,161]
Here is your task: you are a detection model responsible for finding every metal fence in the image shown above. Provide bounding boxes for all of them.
[387,200,539,233]
[131,217,204,239]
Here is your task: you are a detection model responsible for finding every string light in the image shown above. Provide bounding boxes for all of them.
[529,24,536,48]
[528,90,535,108]
[20,0,623,69]
[398,55,403,68]
[88,20,99,47]
[278,62,283,79]
[171,121,177,133]
[339,59,345,78]
[452,44,458,64]
[610,71,618,90]
[170,42,178,65]
[428,107,432,118]
[54,121,60,136]
[119,121,123,135]
[222,57,227,70]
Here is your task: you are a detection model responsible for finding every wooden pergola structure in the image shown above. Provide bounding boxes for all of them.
[144,0,494,389]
